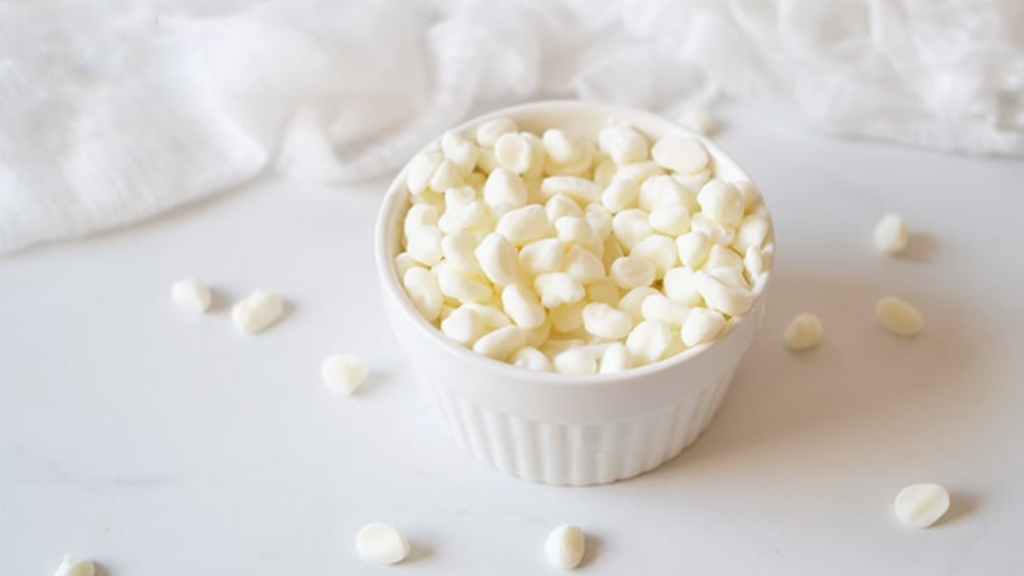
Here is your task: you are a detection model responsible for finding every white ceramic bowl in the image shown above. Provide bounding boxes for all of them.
[375,101,774,486]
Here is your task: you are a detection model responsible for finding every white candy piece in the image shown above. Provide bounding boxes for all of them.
[534,273,585,308]
[496,205,552,244]
[437,265,493,303]
[894,483,950,528]
[546,194,584,222]
[394,252,421,278]
[611,209,653,251]
[615,160,665,185]
[599,124,649,164]
[599,343,631,373]
[663,267,703,306]
[641,294,690,327]
[584,204,613,240]
[602,179,639,213]
[783,313,823,351]
[581,303,633,340]
[625,320,672,365]
[564,245,606,285]
[542,176,603,204]
[171,279,212,313]
[876,296,923,337]
[630,234,678,278]
[676,230,712,269]
[406,150,443,195]
[617,286,660,323]
[705,243,744,272]
[651,135,708,174]
[556,217,602,255]
[732,215,770,254]
[51,555,95,576]
[321,354,369,395]
[543,129,584,165]
[649,204,691,237]
[232,290,284,334]
[694,271,754,317]
[550,302,585,333]
[610,255,656,290]
[502,284,546,329]
[356,523,411,565]
[639,175,690,212]
[874,213,909,256]
[697,180,744,227]
[476,117,518,147]
[678,106,716,135]
[441,131,479,176]
[441,306,485,345]
[428,159,462,192]
[483,168,528,212]
[690,212,736,246]
[544,525,586,570]
[405,224,444,266]
[734,180,762,212]
[553,348,597,375]
[681,307,725,346]
[494,132,536,175]
[473,325,527,361]
[475,232,519,286]
[512,346,553,371]
[403,267,444,321]
[441,230,480,274]
[519,238,565,275]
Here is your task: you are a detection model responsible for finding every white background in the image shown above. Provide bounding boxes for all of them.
[2,105,1023,575]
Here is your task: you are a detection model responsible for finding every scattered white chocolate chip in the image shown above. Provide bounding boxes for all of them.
[894,483,950,528]
[544,525,586,570]
[321,354,369,395]
[876,296,923,338]
[783,313,823,351]
[171,278,212,314]
[51,555,94,576]
[356,523,411,565]
[232,290,284,334]
[874,213,909,256]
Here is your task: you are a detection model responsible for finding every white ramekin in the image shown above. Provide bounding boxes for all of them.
[375,101,773,486]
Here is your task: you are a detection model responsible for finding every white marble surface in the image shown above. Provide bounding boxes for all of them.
[2,106,1023,575]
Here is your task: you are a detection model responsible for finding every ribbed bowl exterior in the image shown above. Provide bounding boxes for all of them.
[416,368,736,486]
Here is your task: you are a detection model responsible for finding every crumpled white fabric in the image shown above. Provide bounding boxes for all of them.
[1,0,1021,254]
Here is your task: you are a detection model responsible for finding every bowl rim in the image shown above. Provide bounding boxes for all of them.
[374,100,774,388]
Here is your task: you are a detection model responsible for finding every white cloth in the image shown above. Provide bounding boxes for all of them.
[1,0,1021,254]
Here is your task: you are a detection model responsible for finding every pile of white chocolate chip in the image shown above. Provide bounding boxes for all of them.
[395,117,772,374]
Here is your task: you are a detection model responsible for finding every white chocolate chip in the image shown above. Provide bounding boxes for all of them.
[542,176,603,205]
[697,180,744,227]
[52,555,95,576]
[512,346,553,371]
[599,124,649,164]
[441,131,479,176]
[651,135,708,174]
[640,294,690,327]
[649,204,691,237]
[545,525,586,570]
[676,230,712,269]
[356,523,411,565]
[894,483,950,528]
[405,224,444,266]
[502,284,546,329]
[428,159,462,192]
[874,213,909,256]
[403,267,444,321]
[876,296,923,337]
[611,209,653,251]
[553,348,597,375]
[630,235,678,279]
[584,203,613,240]
[732,214,770,254]
[581,302,634,340]
[663,267,703,306]
[171,279,212,313]
[617,286,660,324]
[599,342,631,373]
[546,194,584,222]
[232,290,284,334]
[564,245,606,285]
[625,320,672,365]
[542,129,584,165]
[476,118,518,147]
[602,179,639,213]
[534,273,585,308]
[321,354,369,395]
[483,168,528,212]
[550,301,585,333]
[441,306,485,345]
[494,132,536,175]
[783,313,823,351]
[441,230,481,275]
[406,150,443,195]
[681,307,725,346]
[610,255,656,290]
[734,180,762,213]
[472,325,527,361]
[694,271,754,317]
[519,238,566,276]
[475,232,520,286]
[555,217,602,255]
[639,175,690,212]
[704,243,744,272]
[496,205,552,244]
[437,264,493,303]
